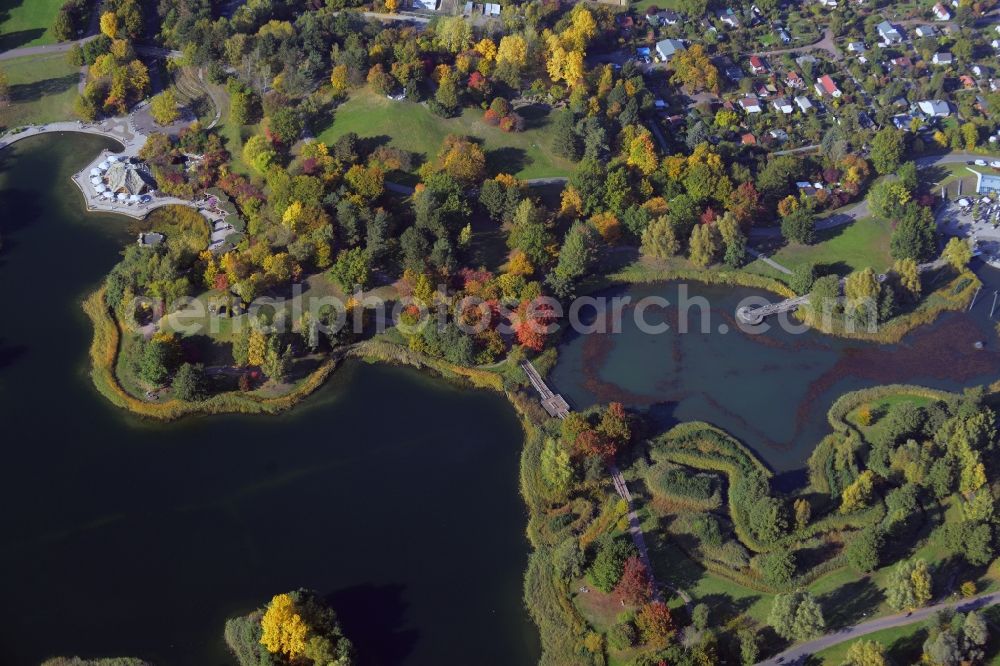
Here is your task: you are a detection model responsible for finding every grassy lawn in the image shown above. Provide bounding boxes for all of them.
[316,89,575,180]
[0,52,79,128]
[0,0,63,51]
[754,217,894,279]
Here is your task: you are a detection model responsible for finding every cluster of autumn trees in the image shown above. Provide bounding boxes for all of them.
[225,590,354,666]
[71,1,149,119]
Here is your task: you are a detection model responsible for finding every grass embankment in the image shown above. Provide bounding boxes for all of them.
[0,52,80,129]
[0,0,64,50]
[84,288,338,420]
[316,89,575,180]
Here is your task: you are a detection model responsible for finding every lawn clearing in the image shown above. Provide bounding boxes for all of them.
[0,52,80,128]
[0,0,63,50]
[757,217,893,279]
[316,89,575,180]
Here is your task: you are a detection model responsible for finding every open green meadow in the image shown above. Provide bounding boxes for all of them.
[317,89,575,180]
[0,52,79,129]
[0,0,64,50]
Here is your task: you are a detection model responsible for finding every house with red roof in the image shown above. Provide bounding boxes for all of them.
[748,55,768,75]
[814,74,841,98]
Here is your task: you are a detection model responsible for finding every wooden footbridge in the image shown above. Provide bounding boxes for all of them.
[519,360,693,607]
[733,263,942,325]
[520,360,570,418]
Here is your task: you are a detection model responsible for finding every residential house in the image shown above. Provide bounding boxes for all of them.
[756,82,778,97]
[749,55,768,74]
[769,129,789,142]
[892,113,914,129]
[656,39,686,62]
[891,56,914,71]
[794,95,813,112]
[777,27,792,43]
[739,96,763,113]
[960,74,976,89]
[847,41,865,53]
[741,133,757,145]
[814,74,842,98]
[785,71,805,88]
[932,51,953,65]
[796,54,818,68]
[660,9,680,24]
[914,25,938,37]
[877,20,904,44]
[817,0,837,7]
[858,111,874,128]
[484,2,501,15]
[918,99,951,116]
[773,97,793,114]
[718,57,744,82]
[716,8,740,27]
[933,2,951,20]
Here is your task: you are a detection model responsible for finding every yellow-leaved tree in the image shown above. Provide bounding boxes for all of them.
[260,593,309,659]
[840,469,875,513]
[100,11,118,39]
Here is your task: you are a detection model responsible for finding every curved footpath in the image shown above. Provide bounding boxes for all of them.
[757,591,1000,665]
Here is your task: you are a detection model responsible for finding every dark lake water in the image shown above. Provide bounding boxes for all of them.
[550,280,1000,477]
[0,134,539,665]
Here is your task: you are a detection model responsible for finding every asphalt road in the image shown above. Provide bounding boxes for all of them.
[756,592,1000,665]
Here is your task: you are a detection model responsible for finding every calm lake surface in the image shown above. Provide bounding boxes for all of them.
[550,280,1000,476]
[0,134,538,665]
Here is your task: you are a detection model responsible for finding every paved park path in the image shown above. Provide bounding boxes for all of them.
[757,591,1000,665]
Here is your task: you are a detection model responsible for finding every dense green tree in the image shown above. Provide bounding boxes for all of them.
[768,591,825,641]
[552,110,581,161]
[847,528,883,573]
[871,127,905,175]
[171,362,207,401]
[890,206,937,261]
[885,558,932,611]
[781,207,816,245]
[548,221,598,298]
[790,263,816,295]
[756,549,795,587]
[587,537,638,592]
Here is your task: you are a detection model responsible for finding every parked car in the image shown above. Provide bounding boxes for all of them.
[990,161,1000,169]
[974,159,988,166]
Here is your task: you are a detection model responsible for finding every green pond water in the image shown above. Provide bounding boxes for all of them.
[550,280,1000,478]
[0,134,538,665]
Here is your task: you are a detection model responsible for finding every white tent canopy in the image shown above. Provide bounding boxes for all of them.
[90,168,102,176]
[107,155,119,163]
[101,190,113,199]
[117,193,128,201]
[94,183,107,193]
[90,176,101,184]
[98,161,110,170]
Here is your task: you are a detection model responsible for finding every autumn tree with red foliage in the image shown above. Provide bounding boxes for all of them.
[615,556,653,605]
[598,402,631,445]
[513,298,556,351]
[635,601,675,646]
[727,181,762,228]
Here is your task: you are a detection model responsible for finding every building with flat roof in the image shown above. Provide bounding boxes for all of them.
[976,172,1000,195]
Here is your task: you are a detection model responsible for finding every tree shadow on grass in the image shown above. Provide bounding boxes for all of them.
[516,103,551,130]
[486,146,527,177]
[818,577,883,629]
[815,260,852,278]
[326,583,418,666]
[9,74,79,104]
[698,592,761,622]
[0,28,46,52]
